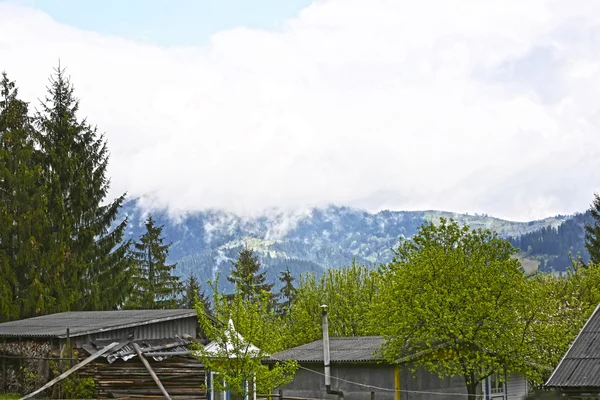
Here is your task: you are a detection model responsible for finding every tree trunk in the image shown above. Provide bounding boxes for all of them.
[465,375,479,399]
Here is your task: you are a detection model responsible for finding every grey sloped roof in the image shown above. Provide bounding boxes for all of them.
[547,304,600,388]
[0,309,197,339]
[269,336,385,363]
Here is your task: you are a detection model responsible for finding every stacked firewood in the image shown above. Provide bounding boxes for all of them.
[79,356,207,399]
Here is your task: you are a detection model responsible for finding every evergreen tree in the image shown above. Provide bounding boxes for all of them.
[36,66,131,311]
[127,215,180,309]
[228,247,273,302]
[276,267,296,315]
[0,73,49,321]
[585,193,600,265]
[181,273,210,311]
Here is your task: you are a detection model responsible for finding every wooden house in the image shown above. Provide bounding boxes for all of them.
[267,336,529,400]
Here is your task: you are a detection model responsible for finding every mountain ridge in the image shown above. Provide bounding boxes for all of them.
[118,199,580,290]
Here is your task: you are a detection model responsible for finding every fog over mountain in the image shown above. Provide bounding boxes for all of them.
[120,198,582,291]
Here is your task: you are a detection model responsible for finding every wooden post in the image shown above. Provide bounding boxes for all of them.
[17,337,21,395]
[17,356,21,394]
[370,391,375,400]
[66,328,73,368]
[278,389,283,400]
[132,342,172,400]
[2,338,6,393]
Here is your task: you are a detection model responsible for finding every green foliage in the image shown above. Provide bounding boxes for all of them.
[373,219,535,397]
[0,72,49,321]
[287,260,379,347]
[36,65,131,312]
[127,215,180,309]
[20,365,45,394]
[0,393,21,399]
[60,376,95,399]
[194,279,298,397]
[585,193,600,264]
[0,66,131,321]
[49,360,95,399]
[227,247,274,302]
[526,260,600,387]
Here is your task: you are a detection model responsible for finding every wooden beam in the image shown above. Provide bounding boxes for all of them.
[20,341,120,400]
[133,342,172,400]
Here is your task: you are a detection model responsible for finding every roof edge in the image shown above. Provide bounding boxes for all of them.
[546,302,600,386]
[56,310,198,339]
[0,310,199,339]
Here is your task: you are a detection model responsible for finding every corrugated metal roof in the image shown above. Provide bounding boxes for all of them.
[269,336,385,363]
[82,337,194,363]
[547,303,600,388]
[0,309,197,339]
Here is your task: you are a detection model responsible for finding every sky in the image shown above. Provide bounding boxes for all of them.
[1,0,600,221]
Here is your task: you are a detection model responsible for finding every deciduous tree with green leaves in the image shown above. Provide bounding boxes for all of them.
[127,215,179,309]
[528,259,600,384]
[373,219,538,398]
[194,279,298,398]
[287,260,379,348]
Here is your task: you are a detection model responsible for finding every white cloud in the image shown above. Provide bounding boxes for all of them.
[1,0,600,221]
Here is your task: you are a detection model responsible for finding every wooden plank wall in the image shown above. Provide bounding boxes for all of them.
[79,356,207,399]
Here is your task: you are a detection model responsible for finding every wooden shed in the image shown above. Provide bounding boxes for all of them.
[0,309,207,399]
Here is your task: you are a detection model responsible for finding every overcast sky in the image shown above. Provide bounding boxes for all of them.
[1,0,600,221]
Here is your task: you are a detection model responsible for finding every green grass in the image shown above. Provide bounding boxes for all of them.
[0,394,21,400]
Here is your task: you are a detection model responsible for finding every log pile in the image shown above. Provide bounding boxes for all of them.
[80,356,207,399]
[0,339,52,393]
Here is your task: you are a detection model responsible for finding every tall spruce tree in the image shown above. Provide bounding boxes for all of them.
[127,215,180,309]
[0,73,50,321]
[585,193,600,265]
[276,268,296,315]
[180,273,210,311]
[36,66,130,311]
[228,247,273,302]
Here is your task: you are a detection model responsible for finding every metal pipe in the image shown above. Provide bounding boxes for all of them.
[321,305,343,399]
[322,306,330,387]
